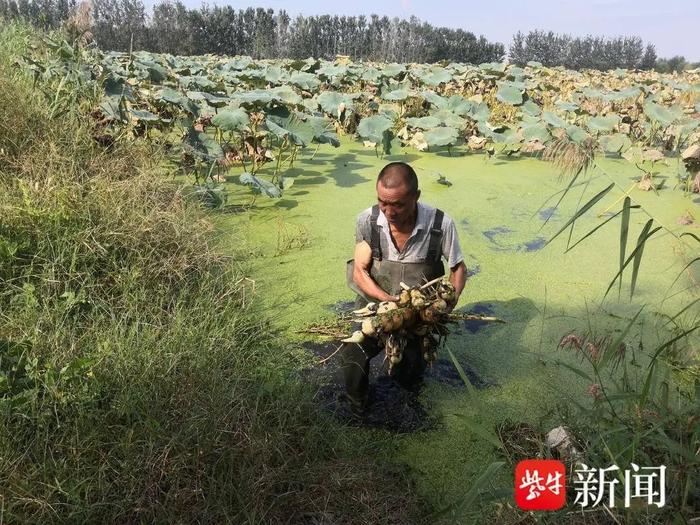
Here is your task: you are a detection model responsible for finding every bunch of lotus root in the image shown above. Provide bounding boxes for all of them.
[342,277,456,371]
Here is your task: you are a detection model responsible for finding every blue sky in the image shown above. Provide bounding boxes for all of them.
[155,0,699,60]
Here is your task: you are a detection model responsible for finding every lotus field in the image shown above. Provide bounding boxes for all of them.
[24,37,700,201]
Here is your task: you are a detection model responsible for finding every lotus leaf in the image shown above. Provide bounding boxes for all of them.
[405,116,442,129]
[264,66,286,84]
[234,90,274,107]
[430,109,467,129]
[100,96,127,122]
[542,111,567,128]
[587,115,620,133]
[554,100,579,111]
[479,62,507,74]
[521,123,551,143]
[467,102,490,122]
[565,125,590,144]
[265,108,315,147]
[200,92,230,108]
[130,109,164,123]
[227,57,253,70]
[357,115,394,144]
[361,67,382,83]
[270,85,302,106]
[381,89,411,101]
[212,107,249,132]
[317,91,354,116]
[381,63,406,78]
[521,99,541,117]
[184,129,223,161]
[420,67,452,86]
[135,60,168,82]
[240,173,282,198]
[496,83,523,105]
[423,127,459,147]
[317,64,348,79]
[422,91,447,108]
[306,115,341,147]
[289,72,320,91]
[600,133,632,154]
[644,101,682,126]
[490,127,519,144]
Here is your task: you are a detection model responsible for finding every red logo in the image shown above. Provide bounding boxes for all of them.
[515,460,566,510]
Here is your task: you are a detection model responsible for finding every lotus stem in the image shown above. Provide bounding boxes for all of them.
[419,276,444,290]
[310,143,321,160]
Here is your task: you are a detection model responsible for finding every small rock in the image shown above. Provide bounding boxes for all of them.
[545,425,584,463]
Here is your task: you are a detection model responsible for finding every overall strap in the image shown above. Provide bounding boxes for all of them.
[426,208,444,262]
[370,205,382,260]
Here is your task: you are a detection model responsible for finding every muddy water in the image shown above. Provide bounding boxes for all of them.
[214,140,698,516]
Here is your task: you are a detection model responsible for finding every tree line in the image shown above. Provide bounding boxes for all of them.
[0,0,695,71]
[509,30,696,72]
[0,0,505,63]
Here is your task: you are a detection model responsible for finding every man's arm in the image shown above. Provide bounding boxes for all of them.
[352,240,397,302]
[447,261,467,312]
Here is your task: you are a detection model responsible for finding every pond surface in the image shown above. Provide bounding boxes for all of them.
[214,140,699,517]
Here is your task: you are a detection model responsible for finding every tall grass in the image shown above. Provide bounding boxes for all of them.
[0,22,426,523]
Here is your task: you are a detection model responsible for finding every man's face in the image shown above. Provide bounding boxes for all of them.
[376,181,420,228]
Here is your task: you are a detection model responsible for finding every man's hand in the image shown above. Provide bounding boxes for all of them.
[446,261,467,312]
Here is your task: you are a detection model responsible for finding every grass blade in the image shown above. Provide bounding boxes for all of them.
[452,414,504,450]
[564,205,640,254]
[430,461,506,520]
[680,232,700,244]
[446,344,476,395]
[663,297,700,327]
[599,305,644,370]
[554,359,595,382]
[540,165,584,229]
[603,221,662,299]
[545,183,615,247]
[619,197,631,298]
[630,219,654,299]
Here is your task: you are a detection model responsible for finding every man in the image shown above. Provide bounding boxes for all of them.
[342,161,467,416]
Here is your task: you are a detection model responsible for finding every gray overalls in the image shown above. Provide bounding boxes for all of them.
[342,205,446,412]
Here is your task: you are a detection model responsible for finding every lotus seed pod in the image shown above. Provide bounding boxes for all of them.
[361,318,376,337]
[342,330,365,344]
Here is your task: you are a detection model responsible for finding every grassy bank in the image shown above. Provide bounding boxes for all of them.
[0,22,426,523]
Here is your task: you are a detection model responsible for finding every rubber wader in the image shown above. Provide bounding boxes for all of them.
[342,205,446,413]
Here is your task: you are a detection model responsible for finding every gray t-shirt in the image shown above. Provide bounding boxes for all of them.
[355,202,464,269]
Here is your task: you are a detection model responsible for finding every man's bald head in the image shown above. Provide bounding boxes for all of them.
[377,162,419,195]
